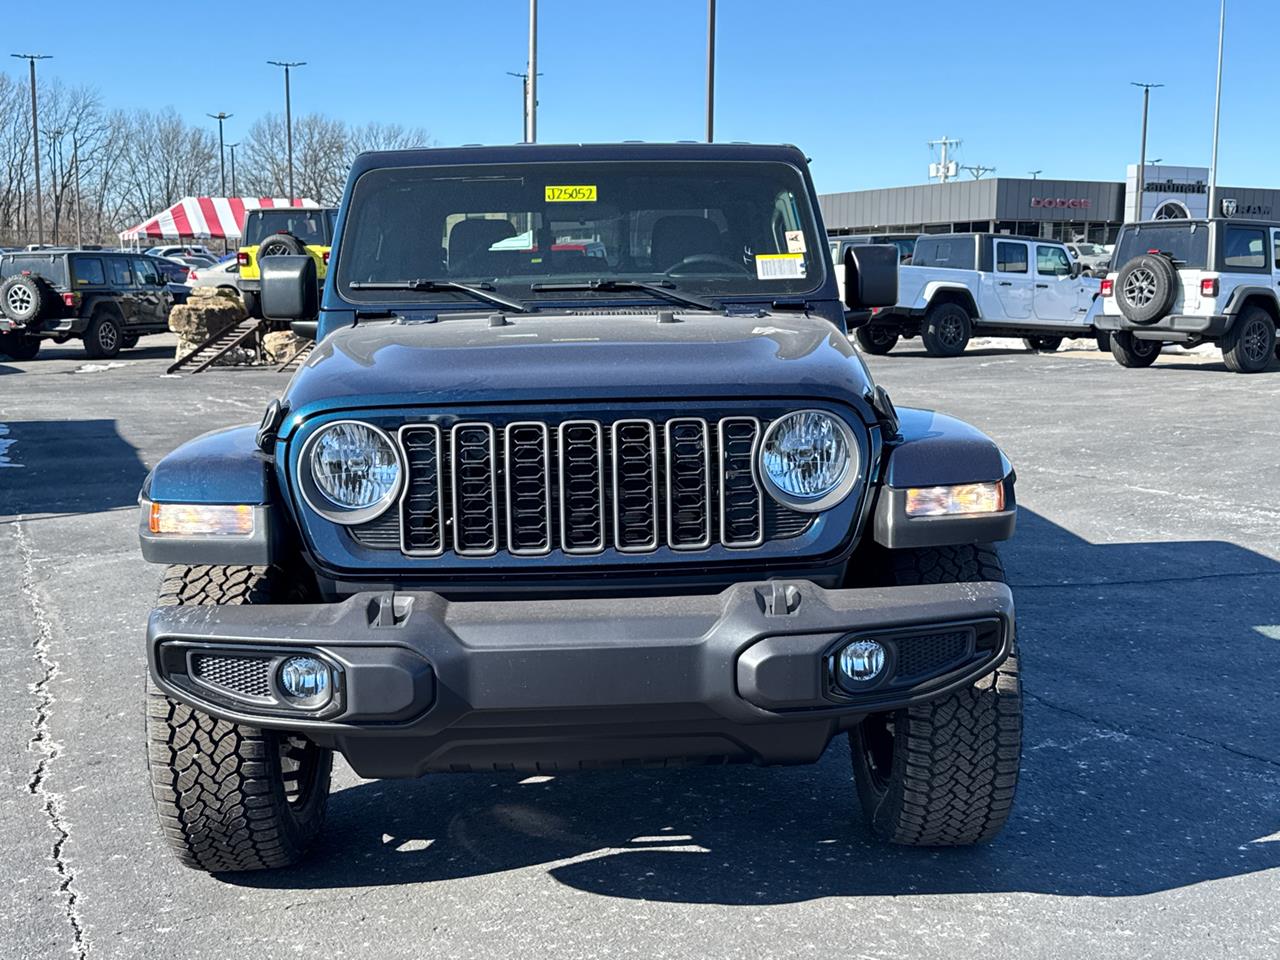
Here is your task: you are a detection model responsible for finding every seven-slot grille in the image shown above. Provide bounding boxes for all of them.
[391,415,773,558]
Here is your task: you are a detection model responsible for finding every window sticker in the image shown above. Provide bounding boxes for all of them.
[785,230,807,254]
[755,253,806,280]
[544,185,597,202]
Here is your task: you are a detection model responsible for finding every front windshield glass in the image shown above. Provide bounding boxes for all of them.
[336,160,826,305]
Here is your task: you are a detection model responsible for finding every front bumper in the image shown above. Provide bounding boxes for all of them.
[147,579,1014,777]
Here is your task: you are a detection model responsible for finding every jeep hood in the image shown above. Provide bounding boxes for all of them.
[279,310,875,422]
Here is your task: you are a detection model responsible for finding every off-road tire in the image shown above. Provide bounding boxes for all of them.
[1221,307,1276,374]
[1115,254,1177,324]
[0,331,41,360]
[850,544,1021,846]
[921,302,971,357]
[854,325,899,355]
[1094,331,1111,353]
[258,233,306,259]
[1022,336,1062,353]
[83,307,124,359]
[1109,330,1161,368]
[0,274,49,323]
[241,289,260,319]
[120,331,140,349]
[145,564,332,872]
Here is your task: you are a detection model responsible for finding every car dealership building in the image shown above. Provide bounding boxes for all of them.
[819,164,1280,244]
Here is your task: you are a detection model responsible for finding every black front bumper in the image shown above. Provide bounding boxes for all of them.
[147,579,1014,777]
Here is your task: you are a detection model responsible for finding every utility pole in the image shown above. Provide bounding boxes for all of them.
[208,111,232,196]
[268,60,305,197]
[11,53,52,246]
[1131,82,1163,219]
[47,127,63,245]
[506,71,542,143]
[963,164,996,180]
[72,134,82,248]
[926,135,961,183]
[526,0,538,143]
[228,143,239,197]
[706,0,716,142]
[1207,0,1226,218]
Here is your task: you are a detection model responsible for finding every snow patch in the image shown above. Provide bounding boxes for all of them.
[71,362,127,374]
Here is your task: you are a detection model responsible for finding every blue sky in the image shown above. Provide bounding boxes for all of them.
[20,0,1276,193]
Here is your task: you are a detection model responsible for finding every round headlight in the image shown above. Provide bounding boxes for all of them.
[302,421,401,524]
[759,410,858,512]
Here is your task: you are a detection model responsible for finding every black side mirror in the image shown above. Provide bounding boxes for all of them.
[1069,261,1082,279]
[291,320,318,340]
[260,255,318,322]
[843,244,898,311]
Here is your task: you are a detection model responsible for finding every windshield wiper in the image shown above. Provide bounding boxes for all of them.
[348,278,531,313]
[529,279,719,312]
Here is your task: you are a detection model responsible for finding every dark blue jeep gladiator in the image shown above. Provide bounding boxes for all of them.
[138,142,1021,872]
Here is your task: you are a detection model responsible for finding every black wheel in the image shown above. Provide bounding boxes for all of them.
[921,302,971,357]
[1114,254,1177,324]
[83,308,123,359]
[0,331,41,360]
[1109,330,1161,368]
[0,274,49,323]
[1221,307,1276,374]
[120,331,140,349]
[145,564,332,872]
[850,545,1021,846]
[242,289,260,318]
[1022,336,1063,353]
[1094,331,1111,353]
[854,325,899,355]
[258,233,306,259]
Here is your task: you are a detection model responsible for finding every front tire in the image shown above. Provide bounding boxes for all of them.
[850,545,1021,846]
[1109,330,1161,368]
[1221,307,1276,374]
[921,302,971,357]
[854,325,899,355]
[145,565,332,872]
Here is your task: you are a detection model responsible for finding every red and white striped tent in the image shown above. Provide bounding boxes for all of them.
[120,196,320,243]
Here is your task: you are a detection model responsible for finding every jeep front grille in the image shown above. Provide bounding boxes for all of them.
[381,415,790,559]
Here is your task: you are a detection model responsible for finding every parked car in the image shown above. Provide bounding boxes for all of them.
[0,249,174,358]
[1066,242,1112,276]
[138,141,1023,872]
[187,259,241,294]
[167,254,218,269]
[1098,218,1280,372]
[146,244,214,259]
[236,208,335,316]
[858,233,1102,355]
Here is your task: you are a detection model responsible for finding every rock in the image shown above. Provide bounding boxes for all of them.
[263,330,305,363]
[169,294,254,365]
[188,285,241,302]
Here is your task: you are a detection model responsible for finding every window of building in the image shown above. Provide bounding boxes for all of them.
[996,241,1028,273]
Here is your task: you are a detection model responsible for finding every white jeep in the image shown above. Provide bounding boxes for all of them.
[1098,218,1280,373]
[853,233,1102,356]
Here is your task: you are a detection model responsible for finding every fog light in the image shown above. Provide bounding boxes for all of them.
[148,501,254,536]
[837,639,886,688]
[905,481,1004,517]
[278,656,331,707]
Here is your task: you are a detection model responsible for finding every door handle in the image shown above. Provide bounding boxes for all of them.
[997,281,1012,286]
[1035,283,1049,289]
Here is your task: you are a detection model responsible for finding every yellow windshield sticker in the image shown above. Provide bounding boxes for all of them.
[545,184,598,202]
[755,253,807,280]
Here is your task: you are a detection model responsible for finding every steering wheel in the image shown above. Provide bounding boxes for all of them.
[663,253,751,277]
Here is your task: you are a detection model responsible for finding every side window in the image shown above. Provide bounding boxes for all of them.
[73,257,106,286]
[1036,245,1072,276]
[996,242,1028,274]
[133,258,159,286]
[1223,227,1266,269]
[1273,234,1280,270]
[108,258,134,286]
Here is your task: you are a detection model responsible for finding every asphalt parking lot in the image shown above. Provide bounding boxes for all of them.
[3,334,1278,960]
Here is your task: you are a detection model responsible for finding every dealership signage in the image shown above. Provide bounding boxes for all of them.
[1142,178,1207,195]
[1031,196,1092,209]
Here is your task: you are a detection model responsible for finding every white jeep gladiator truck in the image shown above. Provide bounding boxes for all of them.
[853,233,1102,356]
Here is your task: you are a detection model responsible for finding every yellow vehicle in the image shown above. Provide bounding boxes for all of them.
[236,208,336,316]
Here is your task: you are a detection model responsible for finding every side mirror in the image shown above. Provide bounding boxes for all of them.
[1069,261,1082,279]
[260,255,318,322]
[291,320,318,340]
[843,244,898,311]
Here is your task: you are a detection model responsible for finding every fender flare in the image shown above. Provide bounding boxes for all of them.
[920,281,978,316]
[1223,286,1279,319]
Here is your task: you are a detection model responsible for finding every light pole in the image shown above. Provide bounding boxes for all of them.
[706,0,716,142]
[228,143,239,197]
[1028,170,1042,179]
[1207,0,1226,218]
[526,1,537,143]
[1131,81,1163,220]
[207,111,232,196]
[506,71,542,143]
[11,53,52,246]
[46,126,63,245]
[72,133,82,248]
[268,60,305,197]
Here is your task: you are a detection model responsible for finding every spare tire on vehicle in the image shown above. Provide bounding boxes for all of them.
[258,233,307,259]
[1114,254,1177,325]
[0,275,50,324]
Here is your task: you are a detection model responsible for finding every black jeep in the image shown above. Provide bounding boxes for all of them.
[139,142,1022,872]
[0,249,174,360]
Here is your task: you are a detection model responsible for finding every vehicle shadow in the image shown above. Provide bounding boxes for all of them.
[0,419,149,517]
[224,509,1280,901]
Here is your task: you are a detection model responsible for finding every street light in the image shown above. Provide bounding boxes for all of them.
[506,71,543,143]
[11,53,52,246]
[1131,81,1163,219]
[207,111,232,196]
[706,0,716,142]
[267,60,305,198]
[1028,170,1042,179]
[228,143,239,197]
[1207,0,1226,218]
[526,1,538,143]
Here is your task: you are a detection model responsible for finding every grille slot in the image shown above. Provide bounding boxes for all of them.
[451,422,498,556]
[612,419,659,552]
[559,420,606,553]
[190,653,272,699]
[894,630,971,682]
[505,421,552,555]
[400,425,444,556]
[718,417,764,548]
[665,418,711,549]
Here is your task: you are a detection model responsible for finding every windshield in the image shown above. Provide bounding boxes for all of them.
[1115,222,1209,269]
[244,209,334,247]
[336,160,826,305]
[1073,244,1104,256]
